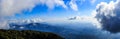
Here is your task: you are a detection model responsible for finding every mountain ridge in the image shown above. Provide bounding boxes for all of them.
[0,29,64,39]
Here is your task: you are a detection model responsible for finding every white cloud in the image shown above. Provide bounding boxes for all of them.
[95,0,120,33]
[19,26,24,29]
[0,0,67,17]
[69,0,78,11]
[47,15,100,28]
[96,1,116,18]
[91,10,97,17]
[39,0,67,9]
[90,0,96,4]
[0,0,67,29]
[68,0,96,11]
[0,19,9,29]
[69,16,101,28]
[0,0,40,17]
[0,0,40,29]
[0,0,67,16]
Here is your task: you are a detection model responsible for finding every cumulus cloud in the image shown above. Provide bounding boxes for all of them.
[69,0,78,11]
[0,0,67,17]
[95,0,120,33]
[0,0,68,29]
[0,0,40,17]
[39,0,67,9]
[0,0,40,29]
[68,0,97,11]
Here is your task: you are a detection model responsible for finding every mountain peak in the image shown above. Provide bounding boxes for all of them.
[68,16,82,20]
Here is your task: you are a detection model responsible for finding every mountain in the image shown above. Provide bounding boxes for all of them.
[0,29,64,39]
[68,16,81,20]
[9,20,100,39]
[9,22,65,33]
[9,22,82,39]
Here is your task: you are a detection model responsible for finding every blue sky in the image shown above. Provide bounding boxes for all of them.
[1,0,120,39]
[9,0,116,20]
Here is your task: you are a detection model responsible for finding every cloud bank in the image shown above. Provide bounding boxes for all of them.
[0,0,67,17]
[95,0,120,33]
[0,0,67,29]
[9,17,120,39]
[0,0,40,29]
[39,0,67,9]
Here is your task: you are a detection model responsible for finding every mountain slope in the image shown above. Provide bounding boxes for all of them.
[0,29,64,39]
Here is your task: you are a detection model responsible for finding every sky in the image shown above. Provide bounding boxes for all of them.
[2,0,120,39]
[0,0,118,30]
[2,0,115,20]
[0,0,117,30]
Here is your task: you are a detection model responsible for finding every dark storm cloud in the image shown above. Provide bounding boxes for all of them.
[95,0,120,33]
[51,20,120,39]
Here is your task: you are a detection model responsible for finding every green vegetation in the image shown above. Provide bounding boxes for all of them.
[0,29,64,39]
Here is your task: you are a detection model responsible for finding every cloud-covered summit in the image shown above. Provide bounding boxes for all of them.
[95,0,120,33]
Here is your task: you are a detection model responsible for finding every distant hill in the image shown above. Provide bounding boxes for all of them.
[0,29,64,39]
[9,22,66,35]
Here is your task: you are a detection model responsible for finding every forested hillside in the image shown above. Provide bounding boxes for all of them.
[0,29,64,39]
